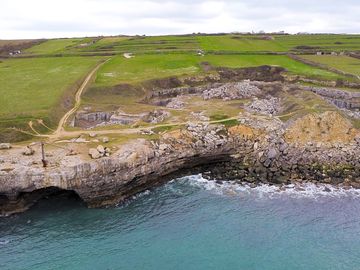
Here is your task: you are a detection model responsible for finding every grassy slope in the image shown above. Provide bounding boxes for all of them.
[203,55,342,80]
[275,34,360,52]
[83,54,201,107]
[94,54,200,86]
[197,35,286,52]
[96,37,129,45]
[20,34,360,55]
[24,38,84,54]
[300,55,360,77]
[80,35,199,54]
[197,34,360,53]
[0,56,102,140]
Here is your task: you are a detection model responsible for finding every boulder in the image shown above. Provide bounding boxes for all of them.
[0,143,12,150]
[97,145,105,154]
[264,159,272,168]
[267,147,278,160]
[22,146,35,156]
[89,132,97,138]
[102,137,110,143]
[89,148,101,159]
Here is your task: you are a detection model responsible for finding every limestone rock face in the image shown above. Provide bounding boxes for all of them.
[1,111,360,216]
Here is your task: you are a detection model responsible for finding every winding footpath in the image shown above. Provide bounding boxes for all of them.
[53,117,239,140]
[52,58,111,138]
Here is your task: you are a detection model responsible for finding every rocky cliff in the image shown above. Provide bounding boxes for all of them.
[1,111,360,216]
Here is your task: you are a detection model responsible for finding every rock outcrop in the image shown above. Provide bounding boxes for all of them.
[74,109,171,128]
[1,111,360,216]
[303,86,360,119]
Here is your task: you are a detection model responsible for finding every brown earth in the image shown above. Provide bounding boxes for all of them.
[284,111,359,144]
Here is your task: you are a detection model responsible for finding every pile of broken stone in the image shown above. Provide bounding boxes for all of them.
[245,96,282,115]
[202,81,261,100]
[88,145,111,159]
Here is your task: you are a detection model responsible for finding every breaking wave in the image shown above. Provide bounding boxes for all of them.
[176,174,360,200]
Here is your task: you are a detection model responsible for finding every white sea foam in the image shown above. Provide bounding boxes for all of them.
[181,174,360,200]
[0,240,10,245]
[128,190,151,202]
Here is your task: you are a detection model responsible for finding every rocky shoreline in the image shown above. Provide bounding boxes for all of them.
[1,110,360,216]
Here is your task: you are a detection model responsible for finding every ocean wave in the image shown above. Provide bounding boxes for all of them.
[118,174,360,207]
[181,174,360,200]
[0,240,10,246]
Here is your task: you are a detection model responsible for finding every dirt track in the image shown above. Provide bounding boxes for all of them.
[52,58,111,138]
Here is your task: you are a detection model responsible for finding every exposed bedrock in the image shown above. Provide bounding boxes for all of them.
[1,112,360,216]
[144,65,285,101]
[306,86,360,110]
[74,109,171,128]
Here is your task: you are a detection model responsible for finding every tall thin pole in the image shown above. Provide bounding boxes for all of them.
[41,142,48,168]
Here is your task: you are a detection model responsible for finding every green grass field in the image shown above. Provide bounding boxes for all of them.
[78,35,199,54]
[300,55,360,77]
[83,54,201,107]
[197,35,286,52]
[275,34,360,52]
[94,54,200,86]
[13,34,360,56]
[24,38,86,54]
[96,37,130,45]
[0,56,102,141]
[195,34,360,53]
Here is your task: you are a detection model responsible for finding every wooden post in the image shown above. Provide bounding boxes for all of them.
[41,142,48,168]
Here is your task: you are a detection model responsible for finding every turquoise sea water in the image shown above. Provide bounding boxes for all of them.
[2,175,360,270]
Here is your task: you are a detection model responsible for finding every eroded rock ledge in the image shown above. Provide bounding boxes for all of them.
[1,112,360,216]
